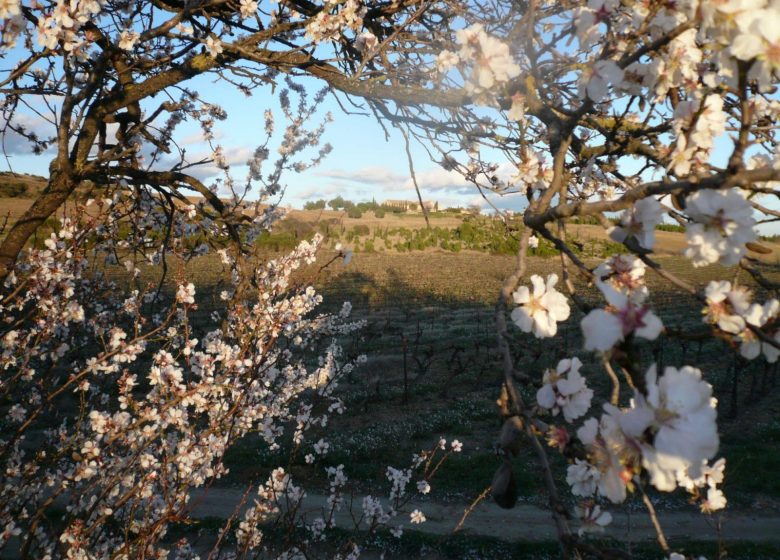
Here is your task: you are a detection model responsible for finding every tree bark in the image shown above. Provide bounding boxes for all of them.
[0,170,75,283]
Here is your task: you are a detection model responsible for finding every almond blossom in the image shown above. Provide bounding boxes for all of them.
[736,298,779,360]
[572,0,619,49]
[239,0,257,19]
[576,414,637,503]
[410,509,426,524]
[205,36,223,58]
[118,29,139,50]
[684,188,757,267]
[730,5,780,89]
[581,59,624,102]
[566,459,601,497]
[511,274,571,338]
[536,357,594,422]
[703,280,752,334]
[0,0,20,19]
[594,254,647,301]
[618,365,719,492]
[451,24,521,100]
[677,457,727,507]
[609,197,663,250]
[576,502,613,536]
[581,280,663,352]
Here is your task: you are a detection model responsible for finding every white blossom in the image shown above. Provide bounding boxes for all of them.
[511,274,571,338]
[410,509,426,524]
[609,197,663,250]
[684,189,756,267]
[618,365,719,492]
[576,503,613,536]
[205,36,223,58]
[567,459,601,497]
[536,357,593,422]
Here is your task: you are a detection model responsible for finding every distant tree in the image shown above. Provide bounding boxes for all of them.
[304,199,327,210]
[328,196,347,210]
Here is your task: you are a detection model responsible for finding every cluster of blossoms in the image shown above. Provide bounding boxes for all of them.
[536,357,593,423]
[0,195,379,557]
[509,148,554,193]
[606,187,758,273]
[704,280,780,362]
[509,246,735,537]
[305,0,366,43]
[684,189,757,267]
[34,0,105,59]
[2,0,779,556]
[669,96,727,177]
[564,364,722,530]
[436,23,521,103]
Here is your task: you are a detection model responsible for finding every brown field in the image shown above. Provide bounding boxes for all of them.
[3,179,780,556]
[3,175,778,261]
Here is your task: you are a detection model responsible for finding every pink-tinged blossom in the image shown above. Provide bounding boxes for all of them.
[609,197,663,250]
[305,0,366,43]
[577,414,637,503]
[581,280,663,352]
[536,357,593,422]
[511,274,571,338]
[618,365,719,492]
[572,0,620,48]
[594,254,647,301]
[684,188,757,267]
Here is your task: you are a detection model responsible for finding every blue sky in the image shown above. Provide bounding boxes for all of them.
[0,67,498,212]
[2,62,778,234]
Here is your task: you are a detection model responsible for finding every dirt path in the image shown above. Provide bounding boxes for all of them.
[188,487,780,544]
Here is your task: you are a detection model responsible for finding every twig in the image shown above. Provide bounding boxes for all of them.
[453,486,491,533]
[640,484,670,555]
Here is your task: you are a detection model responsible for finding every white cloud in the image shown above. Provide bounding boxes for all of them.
[0,113,55,157]
[316,165,407,187]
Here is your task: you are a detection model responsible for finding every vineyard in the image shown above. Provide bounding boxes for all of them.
[122,248,780,518]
